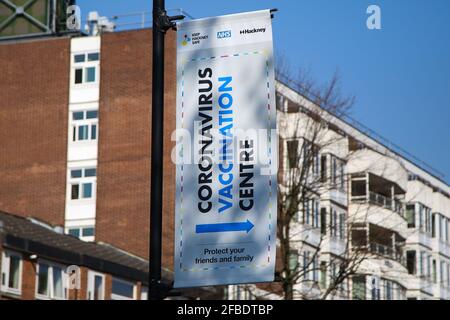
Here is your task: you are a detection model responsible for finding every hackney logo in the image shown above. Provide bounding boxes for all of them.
[240,27,266,35]
[217,30,232,39]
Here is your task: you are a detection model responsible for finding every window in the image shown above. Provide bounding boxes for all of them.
[1,251,22,295]
[71,110,98,143]
[87,52,99,61]
[87,271,105,300]
[419,251,425,276]
[320,155,327,183]
[329,156,345,189]
[111,278,136,300]
[426,207,432,234]
[67,226,95,241]
[444,219,450,243]
[288,250,299,271]
[352,276,366,300]
[303,199,320,228]
[319,261,327,289]
[406,204,416,228]
[432,213,436,238]
[69,167,97,201]
[311,256,319,283]
[419,204,424,231]
[338,213,345,240]
[320,208,327,235]
[385,280,393,300]
[73,52,100,85]
[313,199,320,228]
[448,265,450,287]
[440,261,445,287]
[406,251,416,275]
[86,67,96,82]
[302,251,310,281]
[432,259,437,284]
[330,208,338,238]
[141,286,148,300]
[35,261,66,300]
[286,140,299,169]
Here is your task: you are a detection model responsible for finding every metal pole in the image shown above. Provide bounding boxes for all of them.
[149,0,184,300]
[150,0,165,300]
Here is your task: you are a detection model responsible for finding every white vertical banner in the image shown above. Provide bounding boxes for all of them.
[174,10,277,288]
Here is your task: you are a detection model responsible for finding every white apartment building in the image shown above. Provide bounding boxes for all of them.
[228,80,450,300]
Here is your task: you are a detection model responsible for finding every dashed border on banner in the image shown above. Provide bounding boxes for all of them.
[178,50,274,272]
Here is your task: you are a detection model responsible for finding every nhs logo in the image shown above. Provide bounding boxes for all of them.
[217,30,232,39]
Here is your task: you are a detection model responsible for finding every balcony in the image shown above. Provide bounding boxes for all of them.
[352,223,406,267]
[369,242,405,266]
[351,172,406,219]
[368,192,405,217]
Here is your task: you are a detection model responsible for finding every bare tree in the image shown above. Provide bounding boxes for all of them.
[227,58,416,301]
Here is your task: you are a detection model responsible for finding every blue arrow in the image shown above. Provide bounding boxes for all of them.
[196,220,254,234]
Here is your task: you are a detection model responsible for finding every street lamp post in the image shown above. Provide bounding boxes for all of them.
[150,0,183,300]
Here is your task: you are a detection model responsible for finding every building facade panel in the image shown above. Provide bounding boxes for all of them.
[0,37,70,225]
[96,29,177,263]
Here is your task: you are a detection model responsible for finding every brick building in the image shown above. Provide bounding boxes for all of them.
[0,29,177,268]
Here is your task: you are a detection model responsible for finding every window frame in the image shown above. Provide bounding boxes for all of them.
[87,271,105,300]
[68,167,97,202]
[70,110,99,144]
[111,278,136,300]
[35,260,67,300]
[67,226,96,241]
[72,51,100,86]
[1,250,23,296]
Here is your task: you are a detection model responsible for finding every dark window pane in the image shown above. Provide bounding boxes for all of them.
[74,54,85,63]
[112,279,134,298]
[85,168,96,177]
[83,183,92,198]
[86,110,98,119]
[78,125,88,140]
[53,267,63,298]
[352,276,366,300]
[37,264,49,295]
[406,204,416,228]
[73,112,84,121]
[71,169,82,178]
[94,275,103,300]
[68,229,80,237]
[82,227,95,237]
[287,140,298,168]
[75,69,83,84]
[73,127,76,142]
[88,52,99,61]
[71,184,79,200]
[91,124,97,140]
[86,67,96,82]
[8,255,20,289]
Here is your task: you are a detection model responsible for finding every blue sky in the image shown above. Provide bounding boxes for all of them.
[77,0,450,184]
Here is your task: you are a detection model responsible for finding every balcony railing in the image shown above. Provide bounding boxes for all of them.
[352,191,405,217]
[369,242,405,266]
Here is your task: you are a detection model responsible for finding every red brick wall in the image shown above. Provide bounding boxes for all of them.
[0,38,69,226]
[21,258,36,300]
[96,29,177,266]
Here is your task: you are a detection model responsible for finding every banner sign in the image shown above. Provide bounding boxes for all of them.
[174,10,277,288]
